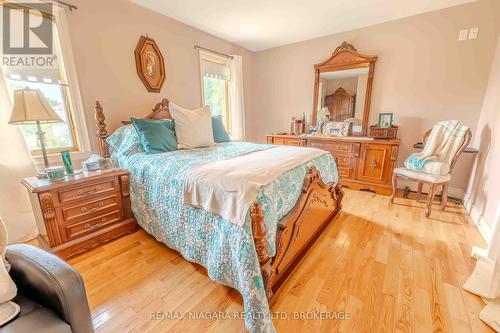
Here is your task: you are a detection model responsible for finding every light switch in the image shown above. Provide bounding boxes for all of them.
[469,27,479,39]
[458,29,469,41]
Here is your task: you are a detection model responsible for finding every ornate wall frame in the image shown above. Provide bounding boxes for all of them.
[134,35,166,93]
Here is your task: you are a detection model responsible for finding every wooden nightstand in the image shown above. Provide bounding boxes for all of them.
[22,169,138,259]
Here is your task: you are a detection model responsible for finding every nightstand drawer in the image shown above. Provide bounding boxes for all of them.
[58,178,119,204]
[23,169,137,259]
[62,194,121,223]
[63,210,122,240]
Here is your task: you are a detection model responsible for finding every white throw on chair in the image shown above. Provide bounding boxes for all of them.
[390,120,472,217]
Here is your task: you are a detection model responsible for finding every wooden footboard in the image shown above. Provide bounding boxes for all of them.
[251,165,343,305]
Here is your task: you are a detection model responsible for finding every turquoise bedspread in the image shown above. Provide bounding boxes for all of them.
[113,141,338,332]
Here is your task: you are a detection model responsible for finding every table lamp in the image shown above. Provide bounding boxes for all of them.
[8,88,63,178]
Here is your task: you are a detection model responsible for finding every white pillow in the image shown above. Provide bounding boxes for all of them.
[170,103,215,149]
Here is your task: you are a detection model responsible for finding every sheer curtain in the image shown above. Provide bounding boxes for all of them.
[0,71,37,243]
[229,55,245,141]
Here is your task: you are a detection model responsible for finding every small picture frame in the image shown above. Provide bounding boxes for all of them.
[378,113,393,128]
[323,121,349,137]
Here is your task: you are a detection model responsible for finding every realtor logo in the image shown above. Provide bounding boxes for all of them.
[2,3,53,54]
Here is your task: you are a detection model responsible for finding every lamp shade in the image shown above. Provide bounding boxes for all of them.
[8,88,63,124]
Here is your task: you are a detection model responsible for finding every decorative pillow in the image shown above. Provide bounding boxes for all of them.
[169,103,215,149]
[131,118,177,154]
[106,125,144,156]
[212,116,231,143]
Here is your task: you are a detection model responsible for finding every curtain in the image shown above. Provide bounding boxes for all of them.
[464,205,500,331]
[0,70,38,243]
[229,55,245,141]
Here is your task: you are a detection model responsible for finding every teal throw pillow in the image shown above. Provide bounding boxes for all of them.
[131,118,177,154]
[212,116,231,143]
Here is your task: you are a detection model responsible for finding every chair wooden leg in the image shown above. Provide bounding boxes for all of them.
[441,183,448,211]
[416,182,423,202]
[425,184,436,218]
[390,173,397,203]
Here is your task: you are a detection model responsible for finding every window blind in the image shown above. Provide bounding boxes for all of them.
[200,59,230,80]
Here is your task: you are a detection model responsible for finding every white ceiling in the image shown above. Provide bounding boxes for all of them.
[130,0,475,51]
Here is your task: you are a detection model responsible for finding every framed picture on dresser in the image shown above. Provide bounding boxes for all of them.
[378,113,393,128]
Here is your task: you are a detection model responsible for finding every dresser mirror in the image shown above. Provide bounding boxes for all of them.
[312,42,377,136]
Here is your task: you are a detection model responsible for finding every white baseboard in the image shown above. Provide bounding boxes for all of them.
[463,192,474,212]
[466,204,493,244]
[397,179,465,200]
[463,192,493,244]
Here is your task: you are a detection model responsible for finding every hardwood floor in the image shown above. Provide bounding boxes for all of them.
[67,189,493,332]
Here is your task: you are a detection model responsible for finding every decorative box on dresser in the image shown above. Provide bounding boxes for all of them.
[22,169,138,259]
[267,134,400,195]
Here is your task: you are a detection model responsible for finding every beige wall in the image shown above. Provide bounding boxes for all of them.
[466,32,500,231]
[66,0,255,152]
[249,0,500,193]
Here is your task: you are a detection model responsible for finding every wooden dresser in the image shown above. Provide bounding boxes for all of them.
[22,169,138,259]
[267,134,400,195]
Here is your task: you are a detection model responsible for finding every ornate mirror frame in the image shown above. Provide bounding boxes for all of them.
[312,42,377,136]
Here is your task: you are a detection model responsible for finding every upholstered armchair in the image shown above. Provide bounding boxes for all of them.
[390,127,472,217]
[1,244,94,333]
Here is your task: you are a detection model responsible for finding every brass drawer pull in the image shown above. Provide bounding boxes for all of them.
[76,185,102,196]
[80,201,104,213]
[84,217,107,229]
[370,159,378,169]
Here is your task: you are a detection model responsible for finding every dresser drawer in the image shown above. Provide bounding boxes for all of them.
[272,137,305,146]
[62,194,121,223]
[62,210,122,240]
[307,141,354,154]
[334,155,353,167]
[338,167,353,179]
[58,178,119,204]
[284,139,305,147]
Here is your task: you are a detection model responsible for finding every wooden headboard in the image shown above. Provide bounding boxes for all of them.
[94,98,172,158]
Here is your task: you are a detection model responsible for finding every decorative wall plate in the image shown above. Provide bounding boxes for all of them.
[134,35,165,93]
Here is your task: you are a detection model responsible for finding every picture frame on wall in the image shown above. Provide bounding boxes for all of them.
[134,35,166,93]
[378,113,393,128]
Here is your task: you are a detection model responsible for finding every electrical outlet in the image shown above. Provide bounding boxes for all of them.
[469,27,479,39]
[458,29,469,41]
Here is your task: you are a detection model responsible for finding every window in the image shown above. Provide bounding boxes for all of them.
[199,51,231,133]
[1,4,85,155]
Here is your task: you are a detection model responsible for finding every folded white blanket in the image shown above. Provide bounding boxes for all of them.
[422,161,449,176]
[405,120,469,175]
[184,146,328,226]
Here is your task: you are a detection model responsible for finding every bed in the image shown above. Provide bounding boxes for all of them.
[94,98,344,332]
